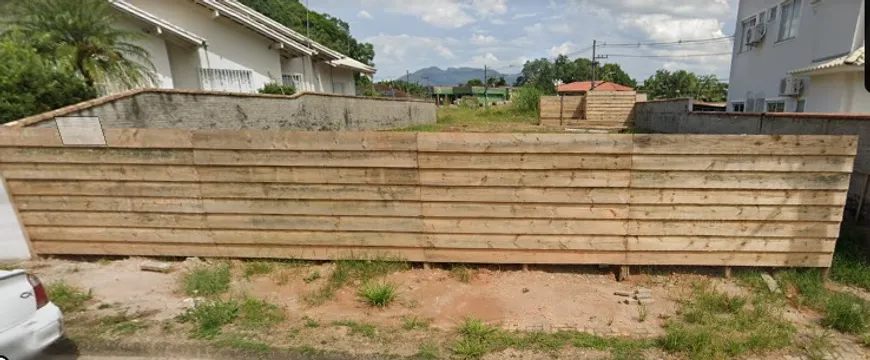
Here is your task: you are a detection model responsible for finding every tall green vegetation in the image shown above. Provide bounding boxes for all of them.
[514,55,637,94]
[639,69,728,102]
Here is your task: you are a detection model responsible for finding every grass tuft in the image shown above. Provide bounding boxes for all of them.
[303,270,321,283]
[177,299,240,339]
[402,315,431,330]
[182,263,231,296]
[243,261,275,278]
[305,258,408,306]
[99,312,148,334]
[47,282,92,312]
[303,316,320,328]
[358,281,398,307]
[821,292,870,333]
[332,320,377,338]
[450,265,473,283]
[415,342,440,359]
[239,297,285,329]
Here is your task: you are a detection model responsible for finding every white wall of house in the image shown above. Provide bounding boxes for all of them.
[0,178,30,261]
[166,42,203,90]
[127,0,282,92]
[114,17,174,89]
[281,57,356,95]
[727,0,864,112]
[331,67,356,95]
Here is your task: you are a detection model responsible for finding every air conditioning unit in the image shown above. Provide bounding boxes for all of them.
[780,78,804,96]
[744,27,756,46]
[749,23,767,44]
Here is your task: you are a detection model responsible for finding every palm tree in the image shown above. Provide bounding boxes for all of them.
[6,0,157,90]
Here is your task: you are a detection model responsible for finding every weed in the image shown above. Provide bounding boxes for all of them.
[831,226,870,291]
[99,312,148,334]
[332,320,377,338]
[797,331,835,360]
[415,342,440,359]
[182,263,231,296]
[358,281,398,307]
[243,261,275,278]
[296,345,322,356]
[637,304,649,322]
[177,299,240,339]
[272,269,292,285]
[660,282,794,359]
[402,315,431,330]
[821,292,870,333]
[97,258,113,265]
[217,334,271,354]
[239,297,285,329]
[303,316,320,328]
[862,334,870,347]
[47,282,92,312]
[303,270,321,283]
[450,265,473,283]
[305,258,407,306]
[779,269,828,308]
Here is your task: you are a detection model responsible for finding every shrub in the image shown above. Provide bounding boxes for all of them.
[182,263,231,296]
[177,299,240,339]
[47,282,92,312]
[258,82,296,95]
[511,86,543,114]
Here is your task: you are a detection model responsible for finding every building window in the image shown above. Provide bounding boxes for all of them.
[778,0,802,41]
[796,99,806,112]
[198,68,254,93]
[731,102,746,112]
[766,101,786,112]
[767,6,778,23]
[282,73,303,88]
[740,16,758,52]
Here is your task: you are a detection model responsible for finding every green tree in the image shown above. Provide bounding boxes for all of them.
[6,0,156,89]
[486,76,507,87]
[465,79,484,86]
[0,37,97,124]
[515,57,636,93]
[639,70,727,102]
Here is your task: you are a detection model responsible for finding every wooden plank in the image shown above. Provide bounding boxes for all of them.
[633,135,859,155]
[6,180,202,198]
[1,164,199,181]
[0,148,194,165]
[630,189,847,206]
[423,248,626,264]
[200,183,419,200]
[626,237,836,253]
[625,252,832,267]
[422,234,626,250]
[0,128,63,147]
[191,130,418,151]
[421,187,628,203]
[420,170,630,187]
[28,227,214,243]
[422,202,628,219]
[630,205,843,221]
[15,196,205,213]
[417,133,633,154]
[629,220,841,238]
[196,167,418,184]
[632,171,851,190]
[423,219,627,235]
[21,211,208,229]
[103,129,193,148]
[32,241,224,257]
[418,154,630,170]
[193,150,417,168]
[206,214,423,232]
[202,199,421,216]
[632,155,855,172]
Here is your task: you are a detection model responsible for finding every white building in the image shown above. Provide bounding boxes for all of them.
[727,0,866,113]
[106,0,375,95]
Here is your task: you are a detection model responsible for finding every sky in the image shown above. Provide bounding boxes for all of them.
[308,0,740,83]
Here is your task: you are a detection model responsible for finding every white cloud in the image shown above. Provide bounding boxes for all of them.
[490,19,506,25]
[365,34,457,64]
[579,0,730,19]
[512,12,537,19]
[357,10,373,19]
[381,0,474,28]
[470,34,498,45]
[548,41,578,57]
[464,52,500,68]
[547,23,573,34]
[523,23,545,36]
[435,44,457,59]
[470,0,507,16]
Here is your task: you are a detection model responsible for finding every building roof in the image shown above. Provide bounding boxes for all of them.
[789,46,865,75]
[109,0,207,47]
[557,81,634,93]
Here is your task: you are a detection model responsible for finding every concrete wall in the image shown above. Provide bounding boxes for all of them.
[22,89,435,132]
[728,0,863,112]
[635,99,870,222]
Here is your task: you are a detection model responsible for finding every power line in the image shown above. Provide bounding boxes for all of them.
[600,36,735,48]
[604,52,733,58]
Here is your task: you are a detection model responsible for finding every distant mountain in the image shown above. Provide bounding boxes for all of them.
[399,67,520,87]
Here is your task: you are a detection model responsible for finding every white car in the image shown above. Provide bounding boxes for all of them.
[0,270,64,360]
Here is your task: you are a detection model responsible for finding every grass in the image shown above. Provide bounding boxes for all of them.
[242,261,275,278]
[99,312,148,334]
[831,226,870,291]
[449,317,653,359]
[216,334,271,354]
[660,282,795,360]
[450,265,473,283]
[296,345,322,356]
[177,299,240,339]
[821,292,870,333]
[47,282,92,312]
[303,316,320,328]
[415,343,440,359]
[402,315,431,330]
[303,270,321,283]
[399,106,550,133]
[797,331,835,360]
[358,281,398,307]
[239,297,285,329]
[332,320,377,338]
[304,258,408,306]
[182,263,231,296]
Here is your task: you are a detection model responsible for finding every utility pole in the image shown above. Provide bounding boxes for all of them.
[422,76,431,100]
[591,40,608,91]
[405,70,410,96]
[484,65,488,109]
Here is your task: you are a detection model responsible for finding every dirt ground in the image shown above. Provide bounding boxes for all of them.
[18,257,870,359]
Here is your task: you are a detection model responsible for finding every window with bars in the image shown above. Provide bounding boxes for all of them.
[766,101,786,112]
[282,73,303,87]
[198,68,254,93]
[731,102,746,112]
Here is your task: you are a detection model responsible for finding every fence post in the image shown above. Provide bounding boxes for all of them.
[559,95,564,126]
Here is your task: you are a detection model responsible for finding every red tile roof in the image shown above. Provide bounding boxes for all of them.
[557,81,634,93]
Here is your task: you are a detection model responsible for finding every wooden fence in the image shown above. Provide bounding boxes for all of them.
[539,91,636,129]
[0,128,856,267]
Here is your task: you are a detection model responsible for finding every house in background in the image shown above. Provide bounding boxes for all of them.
[727,0,866,113]
[432,86,511,105]
[557,81,634,96]
[106,0,375,95]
